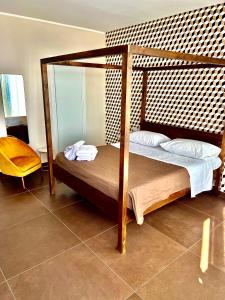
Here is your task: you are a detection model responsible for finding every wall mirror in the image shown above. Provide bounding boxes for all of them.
[0,74,29,143]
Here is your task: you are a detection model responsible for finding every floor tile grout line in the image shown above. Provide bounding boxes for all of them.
[145,210,225,274]
[0,266,16,299]
[0,210,49,234]
[142,219,225,290]
[30,187,118,245]
[186,223,225,276]
[33,187,192,298]
[0,267,6,284]
[144,200,225,255]
[134,247,191,296]
[144,222,188,251]
[5,281,16,300]
[28,189,84,243]
[83,241,136,296]
[6,225,125,286]
[6,243,82,282]
[29,187,86,212]
[26,183,49,192]
[6,223,133,299]
[177,200,224,222]
[186,234,207,253]
[0,189,29,201]
[3,188,118,283]
[83,224,118,243]
[3,189,223,298]
[0,188,85,234]
[30,188,135,296]
[146,216,224,253]
[25,186,225,250]
[51,209,117,244]
[6,185,224,297]
[50,199,85,212]
[4,186,87,284]
[140,219,225,292]
[186,243,225,275]
[184,215,225,254]
[40,193,215,298]
[187,247,225,275]
[30,185,135,291]
[124,293,144,300]
[130,223,192,295]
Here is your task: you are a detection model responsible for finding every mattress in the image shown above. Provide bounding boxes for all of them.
[55,145,190,224]
[113,142,221,198]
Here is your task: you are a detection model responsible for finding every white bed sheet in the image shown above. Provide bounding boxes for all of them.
[112,142,221,198]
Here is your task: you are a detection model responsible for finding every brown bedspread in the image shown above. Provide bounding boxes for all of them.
[56,145,190,224]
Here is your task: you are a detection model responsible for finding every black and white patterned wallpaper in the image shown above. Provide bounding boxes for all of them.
[105,3,225,190]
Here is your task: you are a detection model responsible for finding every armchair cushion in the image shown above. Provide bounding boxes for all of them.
[11,156,41,172]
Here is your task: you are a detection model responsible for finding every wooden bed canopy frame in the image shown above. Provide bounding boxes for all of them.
[41,44,225,254]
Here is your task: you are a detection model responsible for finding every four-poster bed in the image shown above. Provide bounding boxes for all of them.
[41,45,225,254]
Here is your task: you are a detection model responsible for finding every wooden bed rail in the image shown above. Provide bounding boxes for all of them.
[41,44,225,255]
[51,61,225,72]
[41,44,225,67]
[130,45,225,66]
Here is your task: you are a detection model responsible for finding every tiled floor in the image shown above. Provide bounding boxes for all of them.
[0,172,225,299]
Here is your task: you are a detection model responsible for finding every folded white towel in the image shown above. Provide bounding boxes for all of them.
[64,141,98,161]
[77,156,97,161]
[77,152,97,161]
[79,145,97,151]
[76,145,98,157]
[64,140,85,160]
[76,149,98,156]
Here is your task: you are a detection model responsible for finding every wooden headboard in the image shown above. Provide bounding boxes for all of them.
[140,121,223,147]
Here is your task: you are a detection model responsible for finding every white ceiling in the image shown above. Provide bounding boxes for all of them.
[0,0,223,32]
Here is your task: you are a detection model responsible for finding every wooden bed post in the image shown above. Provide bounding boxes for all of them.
[117,48,133,254]
[41,63,56,195]
[140,71,148,123]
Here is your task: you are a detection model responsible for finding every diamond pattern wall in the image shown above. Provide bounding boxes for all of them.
[105,3,225,191]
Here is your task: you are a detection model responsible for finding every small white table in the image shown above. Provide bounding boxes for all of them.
[37,147,48,171]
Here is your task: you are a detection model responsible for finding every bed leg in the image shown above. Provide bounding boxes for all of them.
[117,218,127,254]
[49,175,56,195]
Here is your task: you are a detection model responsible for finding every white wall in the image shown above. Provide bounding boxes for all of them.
[0,91,7,137]
[0,14,105,151]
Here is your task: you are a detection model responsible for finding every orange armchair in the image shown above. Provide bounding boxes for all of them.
[0,137,41,188]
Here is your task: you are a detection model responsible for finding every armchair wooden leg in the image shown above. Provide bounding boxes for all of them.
[21,177,25,189]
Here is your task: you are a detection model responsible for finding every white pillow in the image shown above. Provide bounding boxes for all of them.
[160,138,221,159]
[130,130,170,147]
